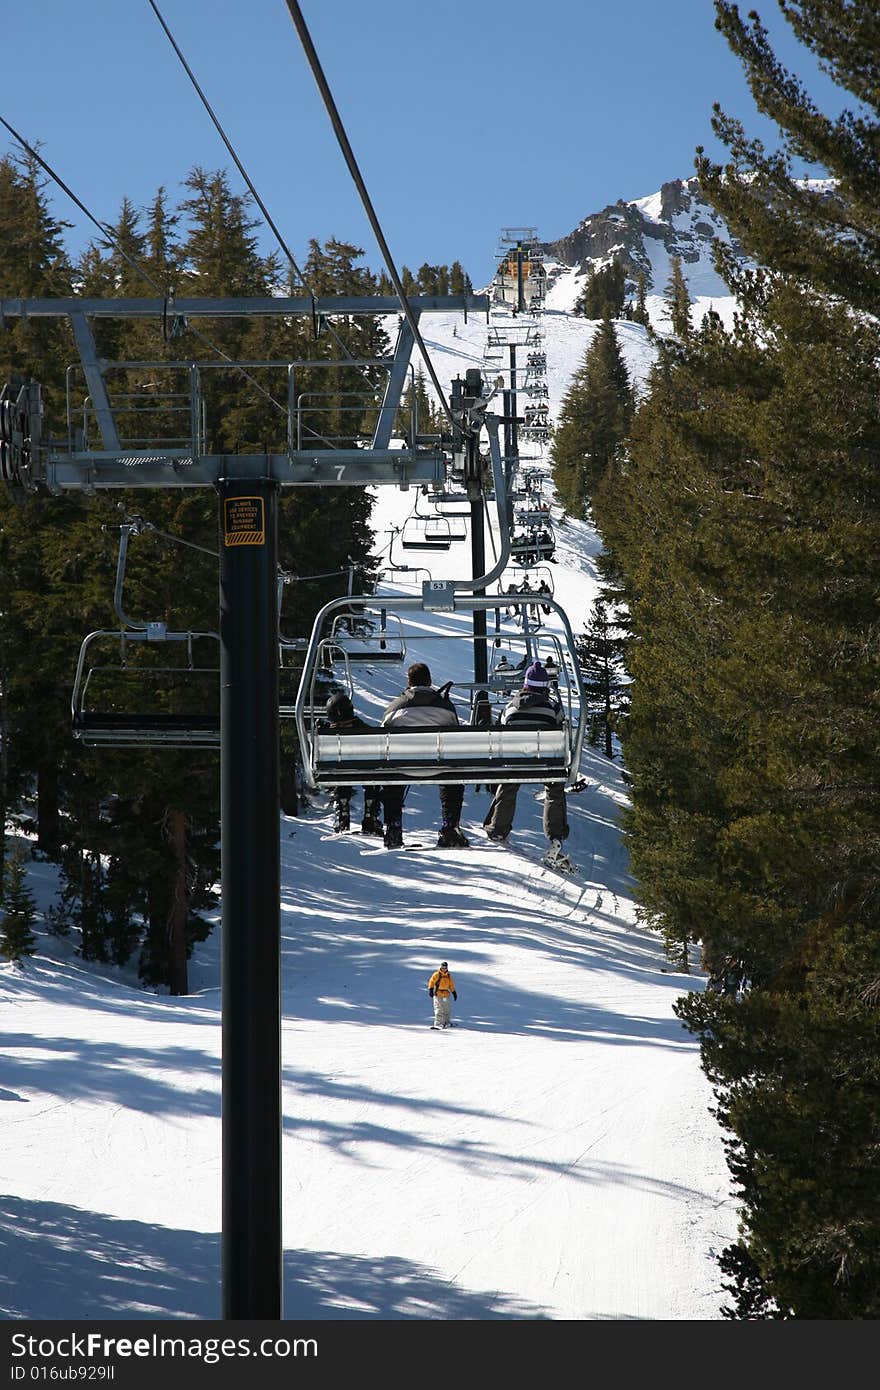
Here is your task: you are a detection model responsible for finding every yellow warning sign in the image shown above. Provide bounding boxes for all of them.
[224,496,265,547]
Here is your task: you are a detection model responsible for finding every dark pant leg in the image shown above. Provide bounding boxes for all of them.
[363,786,383,818]
[483,783,519,837]
[543,784,568,841]
[439,784,464,826]
[382,787,405,824]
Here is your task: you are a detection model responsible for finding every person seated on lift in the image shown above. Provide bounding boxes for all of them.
[320,692,383,836]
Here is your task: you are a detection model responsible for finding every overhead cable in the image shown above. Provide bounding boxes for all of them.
[147,0,389,394]
[282,0,458,431]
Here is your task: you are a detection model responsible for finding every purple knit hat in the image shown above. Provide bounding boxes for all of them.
[524,662,549,690]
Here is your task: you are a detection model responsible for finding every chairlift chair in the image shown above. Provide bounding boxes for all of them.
[426,488,473,517]
[412,491,468,539]
[295,593,586,790]
[328,609,407,662]
[70,518,221,748]
[497,563,554,599]
[279,637,355,719]
[71,626,221,748]
[399,516,454,550]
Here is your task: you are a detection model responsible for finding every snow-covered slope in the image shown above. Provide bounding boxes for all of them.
[1,433,739,1320]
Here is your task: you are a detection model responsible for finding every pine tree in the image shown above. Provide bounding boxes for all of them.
[0,150,85,860]
[0,843,38,963]
[550,318,634,517]
[576,599,629,759]
[449,261,467,295]
[396,366,442,440]
[594,280,880,1314]
[632,270,651,328]
[698,1,880,319]
[575,261,626,319]
[664,255,691,337]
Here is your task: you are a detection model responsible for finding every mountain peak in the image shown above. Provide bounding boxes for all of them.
[542,176,747,305]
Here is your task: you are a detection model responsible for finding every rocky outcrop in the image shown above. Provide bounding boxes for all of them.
[542,177,744,292]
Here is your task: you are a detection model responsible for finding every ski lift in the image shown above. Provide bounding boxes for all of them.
[295,593,586,790]
[399,516,454,550]
[510,527,555,564]
[328,608,407,662]
[71,625,220,747]
[70,517,220,748]
[278,637,355,719]
[412,491,468,539]
[515,505,553,528]
[425,487,473,517]
[488,647,522,693]
[498,564,554,599]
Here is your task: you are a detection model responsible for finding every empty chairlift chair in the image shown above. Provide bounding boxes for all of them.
[71,625,221,748]
[399,516,454,550]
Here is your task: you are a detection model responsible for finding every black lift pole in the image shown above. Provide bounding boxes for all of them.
[507,341,520,518]
[217,475,282,1320]
[467,433,489,692]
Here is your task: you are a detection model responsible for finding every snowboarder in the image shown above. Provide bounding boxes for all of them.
[427,961,457,1028]
[482,661,573,870]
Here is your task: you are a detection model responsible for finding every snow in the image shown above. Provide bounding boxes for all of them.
[1,294,739,1324]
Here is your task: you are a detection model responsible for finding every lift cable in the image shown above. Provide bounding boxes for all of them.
[147,0,380,399]
[282,0,457,432]
[0,114,287,417]
[148,1,310,295]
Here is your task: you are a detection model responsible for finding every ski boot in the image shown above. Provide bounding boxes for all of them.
[437,823,469,848]
[361,797,384,837]
[544,839,575,873]
[383,821,403,849]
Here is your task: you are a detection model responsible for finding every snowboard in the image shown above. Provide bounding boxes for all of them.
[482,835,578,876]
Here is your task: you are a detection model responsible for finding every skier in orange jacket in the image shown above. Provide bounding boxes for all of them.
[427,962,457,1029]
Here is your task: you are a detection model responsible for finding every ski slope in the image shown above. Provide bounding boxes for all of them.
[1,426,739,1321]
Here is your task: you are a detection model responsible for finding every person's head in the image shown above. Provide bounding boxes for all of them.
[407,662,431,688]
[439,961,449,973]
[523,661,550,692]
[325,691,354,723]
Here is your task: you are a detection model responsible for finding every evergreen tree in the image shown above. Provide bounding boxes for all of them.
[550,318,634,517]
[632,270,651,328]
[698,1,880,319]
[576,599,630,759]
[594,282,880,1315]
[396,366,442,440]
[0,843,38,963]
[575,260,626,319]
[0,150,85,860]
[664,255,691,337]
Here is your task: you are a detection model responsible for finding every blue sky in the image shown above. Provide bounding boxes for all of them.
[3,1,843,290]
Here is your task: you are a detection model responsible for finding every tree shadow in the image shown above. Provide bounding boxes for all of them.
[0,1196,543,1320]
